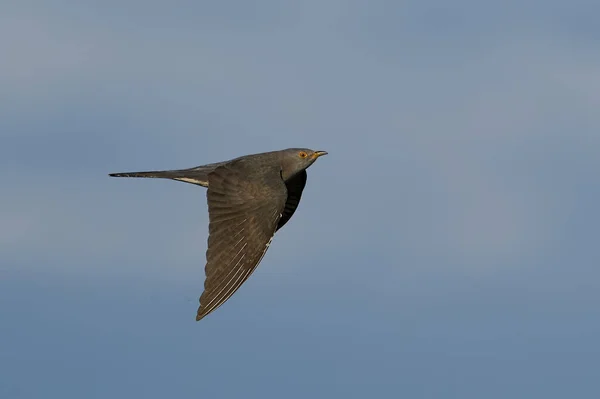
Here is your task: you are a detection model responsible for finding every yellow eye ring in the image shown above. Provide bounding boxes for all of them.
[299,151,308,158]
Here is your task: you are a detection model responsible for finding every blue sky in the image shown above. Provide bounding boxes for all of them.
[1,1,599,398]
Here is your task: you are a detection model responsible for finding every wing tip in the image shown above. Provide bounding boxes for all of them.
[196,304,209,321]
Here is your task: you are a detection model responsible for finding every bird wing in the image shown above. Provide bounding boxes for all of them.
[196,164,287,321]
[276,170,307,231]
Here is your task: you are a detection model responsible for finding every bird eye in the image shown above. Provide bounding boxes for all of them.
[298,151,308,158]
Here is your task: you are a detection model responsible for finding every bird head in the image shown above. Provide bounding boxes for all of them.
[279,148,328,180]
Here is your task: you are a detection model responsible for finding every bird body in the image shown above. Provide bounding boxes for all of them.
[110,148,327,320]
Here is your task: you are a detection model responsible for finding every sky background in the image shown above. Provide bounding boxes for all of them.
[1,1,599,398]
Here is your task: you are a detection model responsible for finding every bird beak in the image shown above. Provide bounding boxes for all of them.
[312,150,328,159]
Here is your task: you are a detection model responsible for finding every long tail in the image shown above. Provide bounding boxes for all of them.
[109,167,212,187]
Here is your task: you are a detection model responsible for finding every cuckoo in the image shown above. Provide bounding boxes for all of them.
[109,148,328,321]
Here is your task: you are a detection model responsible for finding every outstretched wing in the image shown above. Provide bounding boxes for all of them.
[196,164,287,321]
[276,170,307,231]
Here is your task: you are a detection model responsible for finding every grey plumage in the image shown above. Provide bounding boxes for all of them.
[109,148,327,321]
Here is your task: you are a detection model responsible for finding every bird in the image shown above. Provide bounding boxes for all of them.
[109,148,328,321]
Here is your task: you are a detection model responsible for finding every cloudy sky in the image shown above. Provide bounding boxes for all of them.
[1,1,599,398]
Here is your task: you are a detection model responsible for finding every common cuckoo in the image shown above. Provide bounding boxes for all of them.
[109,148,328,321]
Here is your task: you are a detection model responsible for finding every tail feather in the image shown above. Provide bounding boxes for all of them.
[109,168,211,187]
[109,170,178,179]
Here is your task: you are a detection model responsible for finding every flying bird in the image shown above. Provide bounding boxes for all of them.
[109,148,328,321]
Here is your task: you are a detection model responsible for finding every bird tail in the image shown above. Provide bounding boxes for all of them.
[109,170,181,179]
[109,168,211,187]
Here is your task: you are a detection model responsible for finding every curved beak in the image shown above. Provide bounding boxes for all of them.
[312,150,328,159]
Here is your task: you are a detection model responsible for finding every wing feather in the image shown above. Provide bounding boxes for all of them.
[276,170,307,231]
[196,164,287,321]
